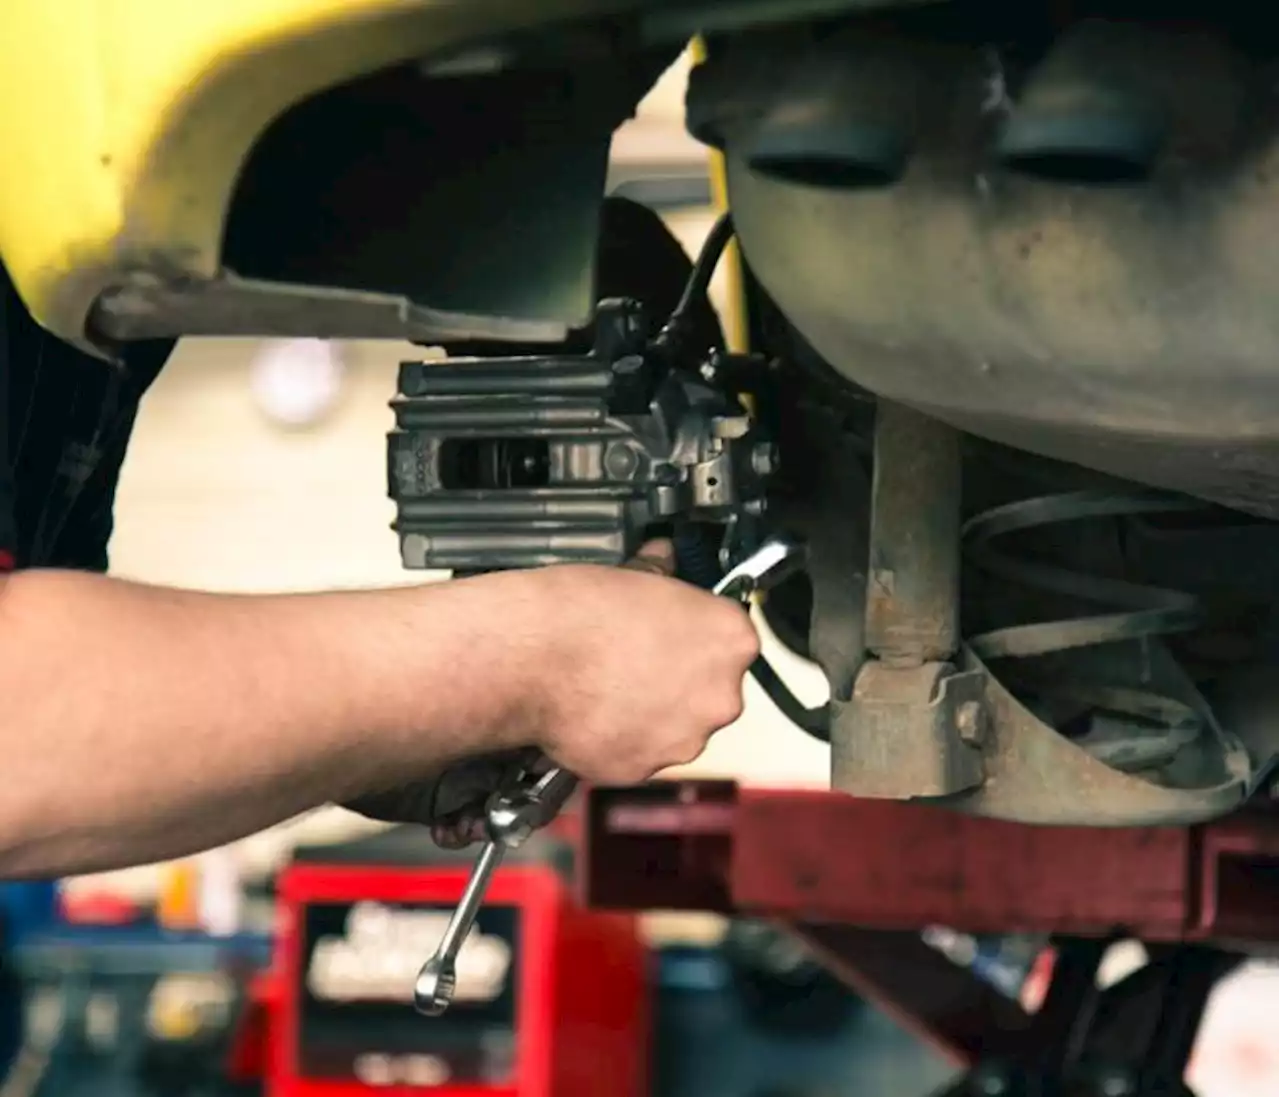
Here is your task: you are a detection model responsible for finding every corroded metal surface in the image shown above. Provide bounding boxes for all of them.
[703,22,1278,514]
[863,402,961,662]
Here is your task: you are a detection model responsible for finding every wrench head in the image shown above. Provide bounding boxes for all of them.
[413,957,457,1017]
[713,534,807,601]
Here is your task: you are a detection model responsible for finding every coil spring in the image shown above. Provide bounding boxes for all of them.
[962,489,1209,774]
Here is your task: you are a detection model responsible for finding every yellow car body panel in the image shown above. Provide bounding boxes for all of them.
[0,0,645,352]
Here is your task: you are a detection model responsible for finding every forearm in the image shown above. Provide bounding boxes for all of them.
[0,569,531,878]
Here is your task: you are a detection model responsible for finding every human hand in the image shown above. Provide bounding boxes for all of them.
[510,539,761,783]
[343,541,759,837]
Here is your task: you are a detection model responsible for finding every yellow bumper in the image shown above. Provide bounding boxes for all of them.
[0,0,635,352]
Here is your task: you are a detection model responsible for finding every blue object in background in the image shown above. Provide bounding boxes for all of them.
[0,878,61,1047]
[0,881,60,1083]
[0,881,59,943]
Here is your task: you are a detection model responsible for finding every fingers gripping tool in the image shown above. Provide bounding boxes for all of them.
[413,533,807,1016]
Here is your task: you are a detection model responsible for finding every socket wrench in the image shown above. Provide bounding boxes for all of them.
[413,533,806,1016]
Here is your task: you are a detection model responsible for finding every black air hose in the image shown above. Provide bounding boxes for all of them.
[651,211,735,363]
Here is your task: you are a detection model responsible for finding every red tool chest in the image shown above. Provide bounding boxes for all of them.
[267,832,649,1097]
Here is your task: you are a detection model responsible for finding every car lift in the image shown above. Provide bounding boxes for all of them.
[575,780,1277,1097]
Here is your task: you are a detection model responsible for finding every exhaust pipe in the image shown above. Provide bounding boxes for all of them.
[996,20,1173,184]
[743,30,940,189]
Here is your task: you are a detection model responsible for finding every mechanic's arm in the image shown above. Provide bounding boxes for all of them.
[0,542,758,878]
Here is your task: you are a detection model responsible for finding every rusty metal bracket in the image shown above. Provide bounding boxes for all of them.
[836,661,987,797]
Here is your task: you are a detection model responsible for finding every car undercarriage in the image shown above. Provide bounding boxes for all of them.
[1,0,1271,829]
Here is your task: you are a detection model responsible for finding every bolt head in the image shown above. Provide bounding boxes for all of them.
[956,700,985,744]
[969,1067,1007,1096]
[750,441,779,476]
[1097,1070,1135,1097]
[603,441,640,480]
[611,353,645,376]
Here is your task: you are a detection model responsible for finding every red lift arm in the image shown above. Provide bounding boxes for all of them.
[576,780,1277,1069]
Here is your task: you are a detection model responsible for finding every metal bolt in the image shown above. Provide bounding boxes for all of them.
[603,441,640,481]
[750,441,779,477]
[956,700,985,745]
[611,353,645,376]
[969,1067,1007,1096]
[1096,1070,1134,1097]
[743,498,768,517]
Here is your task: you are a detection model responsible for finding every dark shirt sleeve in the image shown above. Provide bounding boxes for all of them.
[0,264,173,573]
[0,269,18,572]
